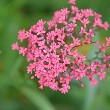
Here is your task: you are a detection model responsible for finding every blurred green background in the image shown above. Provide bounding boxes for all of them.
[0,0,110,110]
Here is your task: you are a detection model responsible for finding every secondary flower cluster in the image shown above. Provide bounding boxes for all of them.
[12,0,110,94]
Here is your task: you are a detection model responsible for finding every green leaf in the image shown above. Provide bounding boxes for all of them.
[20,87,56,110]
[10,56,24,77]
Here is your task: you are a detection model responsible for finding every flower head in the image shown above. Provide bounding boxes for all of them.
[12,0,110,94]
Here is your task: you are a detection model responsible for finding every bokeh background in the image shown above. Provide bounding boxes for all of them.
[0,0,110,110]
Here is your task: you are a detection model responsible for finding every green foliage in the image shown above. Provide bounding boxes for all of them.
[0,0,110,110]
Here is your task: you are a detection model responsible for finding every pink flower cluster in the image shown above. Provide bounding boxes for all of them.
[12,0,110,94]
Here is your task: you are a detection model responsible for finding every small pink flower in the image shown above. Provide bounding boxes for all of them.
[102,22,109,30]
[19,47,27,56]
[98,44,107,52]
[94,12,102,19]
[88,62,97,71]
[81,9,93,17]
[83,36,91,44]
[103,54,110,63]
[80,83,84,88]
[12,42,19,50]
[66,23,77,32]
[98,72,106,80]
[31,76,35,79]
[88,29,94,37]
[90,79,98,86]
[50,81,59,91]
[57,34,65,44]
[35,20,46,35]
[68,0,76,5]
[79,27,86,35]
[106,37,110,46]
[71,6,79,14]
[18,29,28,42]
[50,42,60,50]
[73,38,81,46]
[79,55,86,61]
[93,18,102,27]
[81,18,90,28]
[47,20,56,30]
[69,49,79,58]
[74,13,83,21]
[60,84,70,94]
[63,57,70,64]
